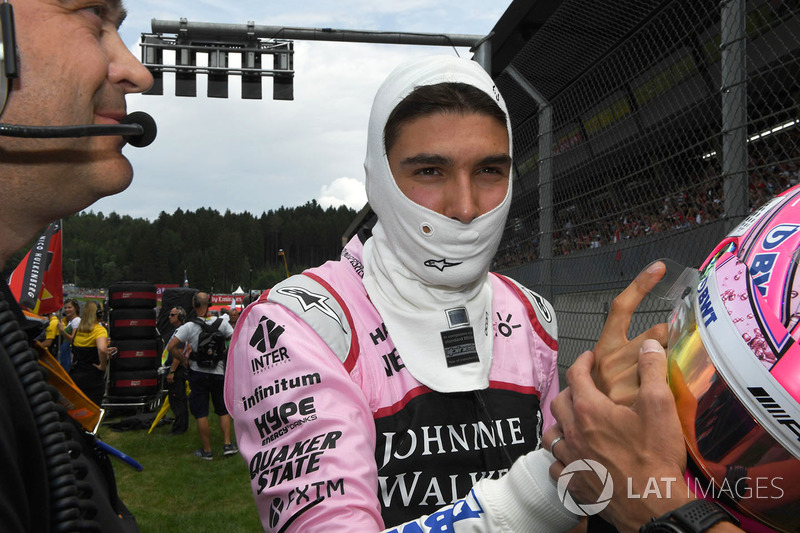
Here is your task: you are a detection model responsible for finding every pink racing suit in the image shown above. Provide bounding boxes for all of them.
[224,234,560,531]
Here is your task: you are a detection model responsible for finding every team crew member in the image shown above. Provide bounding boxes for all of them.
[70,300,110,406]
[169,292,237,459]
[0,0,153,529]
[165,305,190,435]
[225,56,575,532]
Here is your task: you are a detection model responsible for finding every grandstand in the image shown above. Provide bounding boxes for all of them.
[488,0,800,378]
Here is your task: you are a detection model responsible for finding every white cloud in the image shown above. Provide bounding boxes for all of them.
[318,177,367,210]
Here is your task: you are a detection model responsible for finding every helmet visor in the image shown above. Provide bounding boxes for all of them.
[668,292,800,532]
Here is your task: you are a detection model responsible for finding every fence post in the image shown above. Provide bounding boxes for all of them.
[506,66,553,300]
[537,104,554,301]
[720,0,748,232]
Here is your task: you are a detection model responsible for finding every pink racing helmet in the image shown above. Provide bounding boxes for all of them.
[665,183,800,532]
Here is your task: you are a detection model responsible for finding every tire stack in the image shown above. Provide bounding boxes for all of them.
[106,282,160,401]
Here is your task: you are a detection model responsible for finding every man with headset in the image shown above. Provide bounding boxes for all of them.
[0,0,152,530]
[168,292,237,460]
[165,305,190,435]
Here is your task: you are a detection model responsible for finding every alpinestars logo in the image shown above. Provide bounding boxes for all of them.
[276,287,344,330]
[520,286,552,323]
[250,316,285,352]
[424,258,462,271]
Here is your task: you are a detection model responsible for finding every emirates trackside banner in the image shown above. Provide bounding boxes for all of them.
[8,220,63,315]
[210,294,245,305]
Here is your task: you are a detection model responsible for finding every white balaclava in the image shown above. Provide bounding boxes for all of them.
[362,55,513,393]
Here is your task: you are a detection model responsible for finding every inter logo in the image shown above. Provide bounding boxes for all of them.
[249,316,285,353]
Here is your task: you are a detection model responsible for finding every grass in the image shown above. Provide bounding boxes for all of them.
[99,409,263,532]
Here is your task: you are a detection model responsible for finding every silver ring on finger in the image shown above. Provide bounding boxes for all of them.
[549,435,565,455]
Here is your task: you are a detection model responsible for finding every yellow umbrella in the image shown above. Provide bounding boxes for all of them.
[148,396,171,434]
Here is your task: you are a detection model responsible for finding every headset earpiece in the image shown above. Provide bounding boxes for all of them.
[0,2,18,118]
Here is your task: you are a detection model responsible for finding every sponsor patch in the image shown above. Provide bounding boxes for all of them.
[341,249,365,278]
[276,286,344,330]
[445,307,469,329]
[495,312,522,338]
[748,387,800,440]
[381,348,405,377]
[250,316,285,352]
[268,478,346,530]
[424,258,462,271]
[253,396,317,445]
[250,346,291,375]
[524,288,552,323]
[697,277,718,327]
[250,431,343,494]
[241,373,321,412]
[440,327,479,367]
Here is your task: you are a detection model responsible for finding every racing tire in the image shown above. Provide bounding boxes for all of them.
[107,369,160,397]
[110,308,157,340]
[108,282,158,309]
[111,338,161,372]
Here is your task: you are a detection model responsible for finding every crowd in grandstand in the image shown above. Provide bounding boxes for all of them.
[494,128,800,269]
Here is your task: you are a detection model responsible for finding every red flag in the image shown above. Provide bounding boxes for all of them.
[8,220,63,315]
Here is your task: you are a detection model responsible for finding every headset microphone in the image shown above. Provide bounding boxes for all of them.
[120,112,158,148]
[0,111,158,147]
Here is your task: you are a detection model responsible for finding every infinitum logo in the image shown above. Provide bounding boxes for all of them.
[557,459,614,516]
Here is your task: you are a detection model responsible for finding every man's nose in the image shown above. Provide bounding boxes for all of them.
[443,173,480,224]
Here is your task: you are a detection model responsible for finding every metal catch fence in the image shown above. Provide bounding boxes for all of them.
[493,0,800,380]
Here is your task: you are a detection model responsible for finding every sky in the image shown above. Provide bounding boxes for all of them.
[91,1,513,220]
